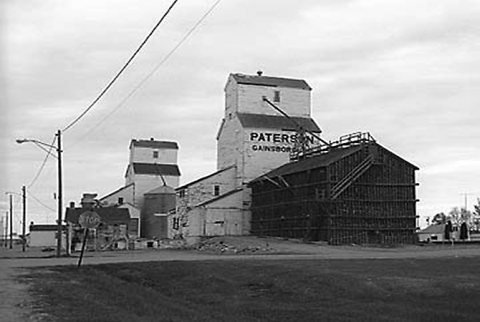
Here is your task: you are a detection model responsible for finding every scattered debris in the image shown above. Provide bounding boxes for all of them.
[193,237,276,254]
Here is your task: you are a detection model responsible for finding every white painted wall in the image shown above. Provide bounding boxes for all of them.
[224,74,311,117]
[183,189,246,240]
[237,84,311,117]
[224,76,238,118]
[177,167,237,209]
[29,231,66,248]
[242,128,296,183]
[129,146,178,164]
[216,117,242,171]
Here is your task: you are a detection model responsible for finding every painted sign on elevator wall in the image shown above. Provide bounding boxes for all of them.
[249,131,316,153]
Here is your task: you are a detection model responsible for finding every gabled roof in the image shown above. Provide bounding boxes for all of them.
[418,224,445,234]
[176,165,236,190]
[130,139,178,150]
[117,202,137,209]
[252,145,364,183]
[65,208,130,225]
[196,188,244,207]
[237,113,321,133]
[250,141,418,184]
[231,73,311,90]
[145,185,176,195]
[99,183,134,201]
[130,163,181,176]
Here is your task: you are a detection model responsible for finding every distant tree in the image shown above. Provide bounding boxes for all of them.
[474,199,480,217]
[445,220,453,240]
[461,208,472,223]
[432,212,447,225]
[460,222,469,240]
[448,207,463,226]
[449,207,473,225]
[472,198,480,232]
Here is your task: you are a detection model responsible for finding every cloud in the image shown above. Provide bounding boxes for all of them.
[423,159,480,176]
[2,0,479,221]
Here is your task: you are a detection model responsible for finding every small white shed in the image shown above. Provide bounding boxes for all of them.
[29,224,66,248]
[417,224,445,243]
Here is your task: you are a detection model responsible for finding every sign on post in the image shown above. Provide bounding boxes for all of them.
[78,211,101,229]
[77,211,101,268]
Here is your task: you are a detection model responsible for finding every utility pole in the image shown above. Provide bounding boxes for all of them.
[22,185,27,252]
[4,212,7,247]
[56,130,63,257]
[9,194,13,249]
[460,192,474,211]
[460,192,476,228]
[1,216,5,246]
[16,130,64,257]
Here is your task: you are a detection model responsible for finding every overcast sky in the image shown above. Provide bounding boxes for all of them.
[2,0,479,232]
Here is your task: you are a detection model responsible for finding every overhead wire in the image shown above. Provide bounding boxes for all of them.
[22,0,184,215]
[27,191,57,213]
[68,0,223,148]
[62,0,180,133]
[24,0,222,207]
[32,141,57,158]
[27,135,57,189]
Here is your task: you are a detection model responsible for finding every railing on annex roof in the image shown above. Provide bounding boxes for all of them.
[290,132,376,161]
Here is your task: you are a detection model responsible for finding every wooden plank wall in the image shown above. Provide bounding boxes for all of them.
[250,144,418,245]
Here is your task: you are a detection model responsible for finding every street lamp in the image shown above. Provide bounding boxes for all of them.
[17,130,63,257]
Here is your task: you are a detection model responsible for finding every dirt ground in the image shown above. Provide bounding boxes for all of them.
[1,237,479,321]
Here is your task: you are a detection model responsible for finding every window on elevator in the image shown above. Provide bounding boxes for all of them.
[274,90,281,102]
[178,189,186,198]
[214,185,220,196]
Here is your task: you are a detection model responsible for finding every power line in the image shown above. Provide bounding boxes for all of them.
[68,0,223,147]
[27,191,56,213]
[27,135,56,189]
[62,0,180,133]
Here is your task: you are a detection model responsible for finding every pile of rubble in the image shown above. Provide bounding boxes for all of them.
[194,237,276,254]
[157,238,187,249]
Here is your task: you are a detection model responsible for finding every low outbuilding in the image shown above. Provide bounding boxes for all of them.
[29,223,67,248]
[65,207,131,251]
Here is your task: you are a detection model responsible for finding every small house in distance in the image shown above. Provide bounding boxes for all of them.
[417,224,446,243]
[28,223,67,249]
[249,132,419,245]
